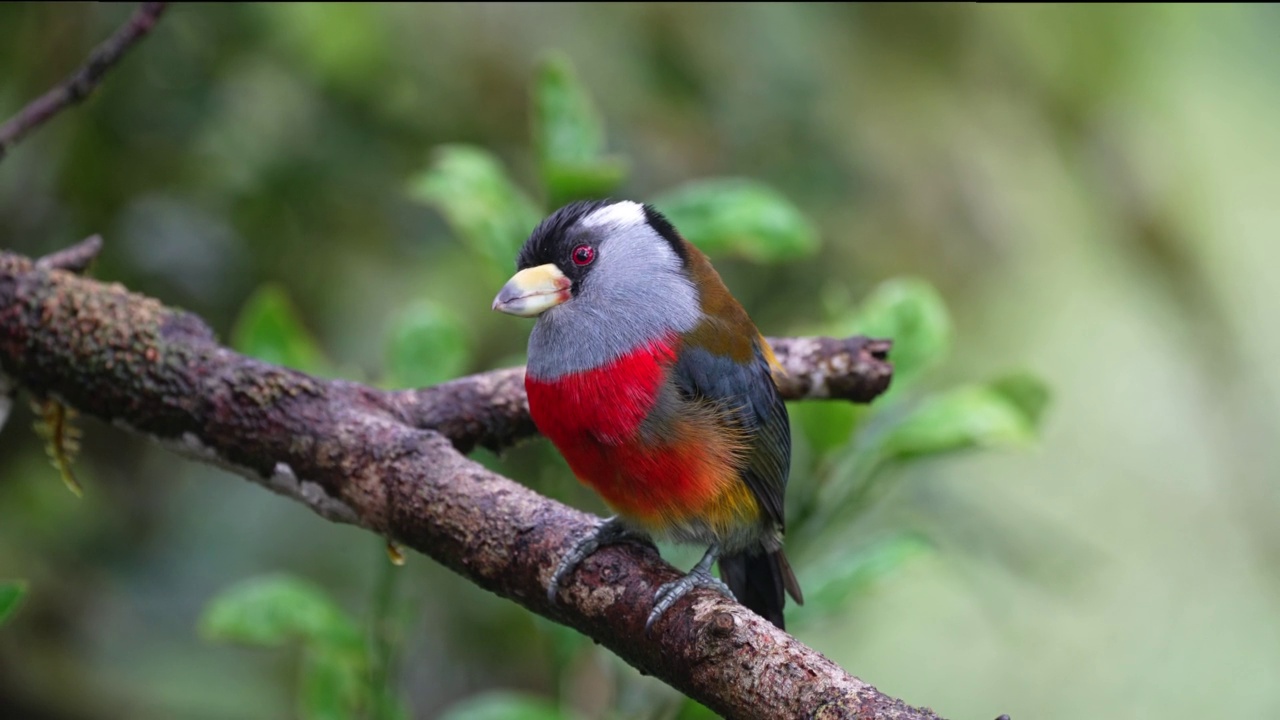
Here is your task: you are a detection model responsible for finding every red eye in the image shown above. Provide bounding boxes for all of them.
[571,244,595,266]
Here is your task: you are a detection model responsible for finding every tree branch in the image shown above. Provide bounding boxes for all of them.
[0,243,946,720]
[0,3,169,162]
[34,234,104,274]
[380,336,892,454]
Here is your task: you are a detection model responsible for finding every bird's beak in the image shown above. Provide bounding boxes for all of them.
[492,264,571,317]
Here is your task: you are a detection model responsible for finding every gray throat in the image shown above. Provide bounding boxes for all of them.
[526,280,701,379]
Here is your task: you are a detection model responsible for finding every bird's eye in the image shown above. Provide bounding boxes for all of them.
[571,244,595,266]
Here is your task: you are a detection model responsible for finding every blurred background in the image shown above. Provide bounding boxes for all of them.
[3,4,1280,719]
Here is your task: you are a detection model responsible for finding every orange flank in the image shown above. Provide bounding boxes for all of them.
[525,335,762,535]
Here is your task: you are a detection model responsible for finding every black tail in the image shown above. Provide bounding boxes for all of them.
[719,549,804,630]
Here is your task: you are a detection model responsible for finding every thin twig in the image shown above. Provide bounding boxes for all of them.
[34,234,104,274]
[0,2,169,162]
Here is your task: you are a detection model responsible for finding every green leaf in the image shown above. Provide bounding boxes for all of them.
[790,400,865,455]
[806,373,1051,531]
[539,621,591,693]
[989,372,1052,432]
[409,145,542,273]
[651,179,819,263]
[846,278,951,385]
[384,300,470,388]
[533,53,626,204]
[300,645,368,720]
[879,383,1043,463]
[199,575,361,651]
[794,534,931,621]
[438,692,569,720]
[674,698,721,720]
[0,581,28,627]
[231,284,330,375]
[368,688,409,720]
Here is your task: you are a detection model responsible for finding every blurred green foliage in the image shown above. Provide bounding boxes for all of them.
[791,533,932,627]
[3,4,1277,720]
[534,53,628,208]
[0,581,26,628]
[200,575,362,651]
[786,275,1049,627]
[438,692,574,720]
[200,574,407,720]
[382,300,470,389]
[651,179,819,263]
[843,279,951,387]
[232,284,333,377]
[409,145,543,277]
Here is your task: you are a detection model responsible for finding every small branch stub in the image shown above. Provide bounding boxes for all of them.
[35,235,104,274]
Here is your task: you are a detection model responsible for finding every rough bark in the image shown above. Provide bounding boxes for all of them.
[0,241,945,720]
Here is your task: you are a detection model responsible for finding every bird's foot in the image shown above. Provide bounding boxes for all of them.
[547,516,645,604]
[645,544,735,633]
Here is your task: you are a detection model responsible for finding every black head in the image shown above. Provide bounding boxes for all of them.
[516,199,688,295]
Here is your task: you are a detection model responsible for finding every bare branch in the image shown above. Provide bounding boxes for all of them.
[381,338,893,454]
[0,3,169,162]
[34,234,104,274]
[0,244,945,720]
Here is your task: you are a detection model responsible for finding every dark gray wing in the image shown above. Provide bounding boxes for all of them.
[671,341,791,531]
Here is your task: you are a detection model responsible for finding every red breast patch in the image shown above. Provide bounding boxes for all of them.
[525,334,677,445]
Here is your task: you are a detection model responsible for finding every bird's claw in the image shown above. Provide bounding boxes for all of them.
[645,545,735,633]
[547,516,639,604]
[548,526,738,635]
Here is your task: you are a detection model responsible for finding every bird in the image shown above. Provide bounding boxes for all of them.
[491,198,803,631]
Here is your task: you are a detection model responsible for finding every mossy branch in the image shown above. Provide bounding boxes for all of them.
[0,241,945,720]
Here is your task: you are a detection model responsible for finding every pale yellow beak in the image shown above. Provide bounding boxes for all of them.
[492,263,572,317]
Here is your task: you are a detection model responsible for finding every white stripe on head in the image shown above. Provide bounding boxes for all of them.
[579,200,646,232]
